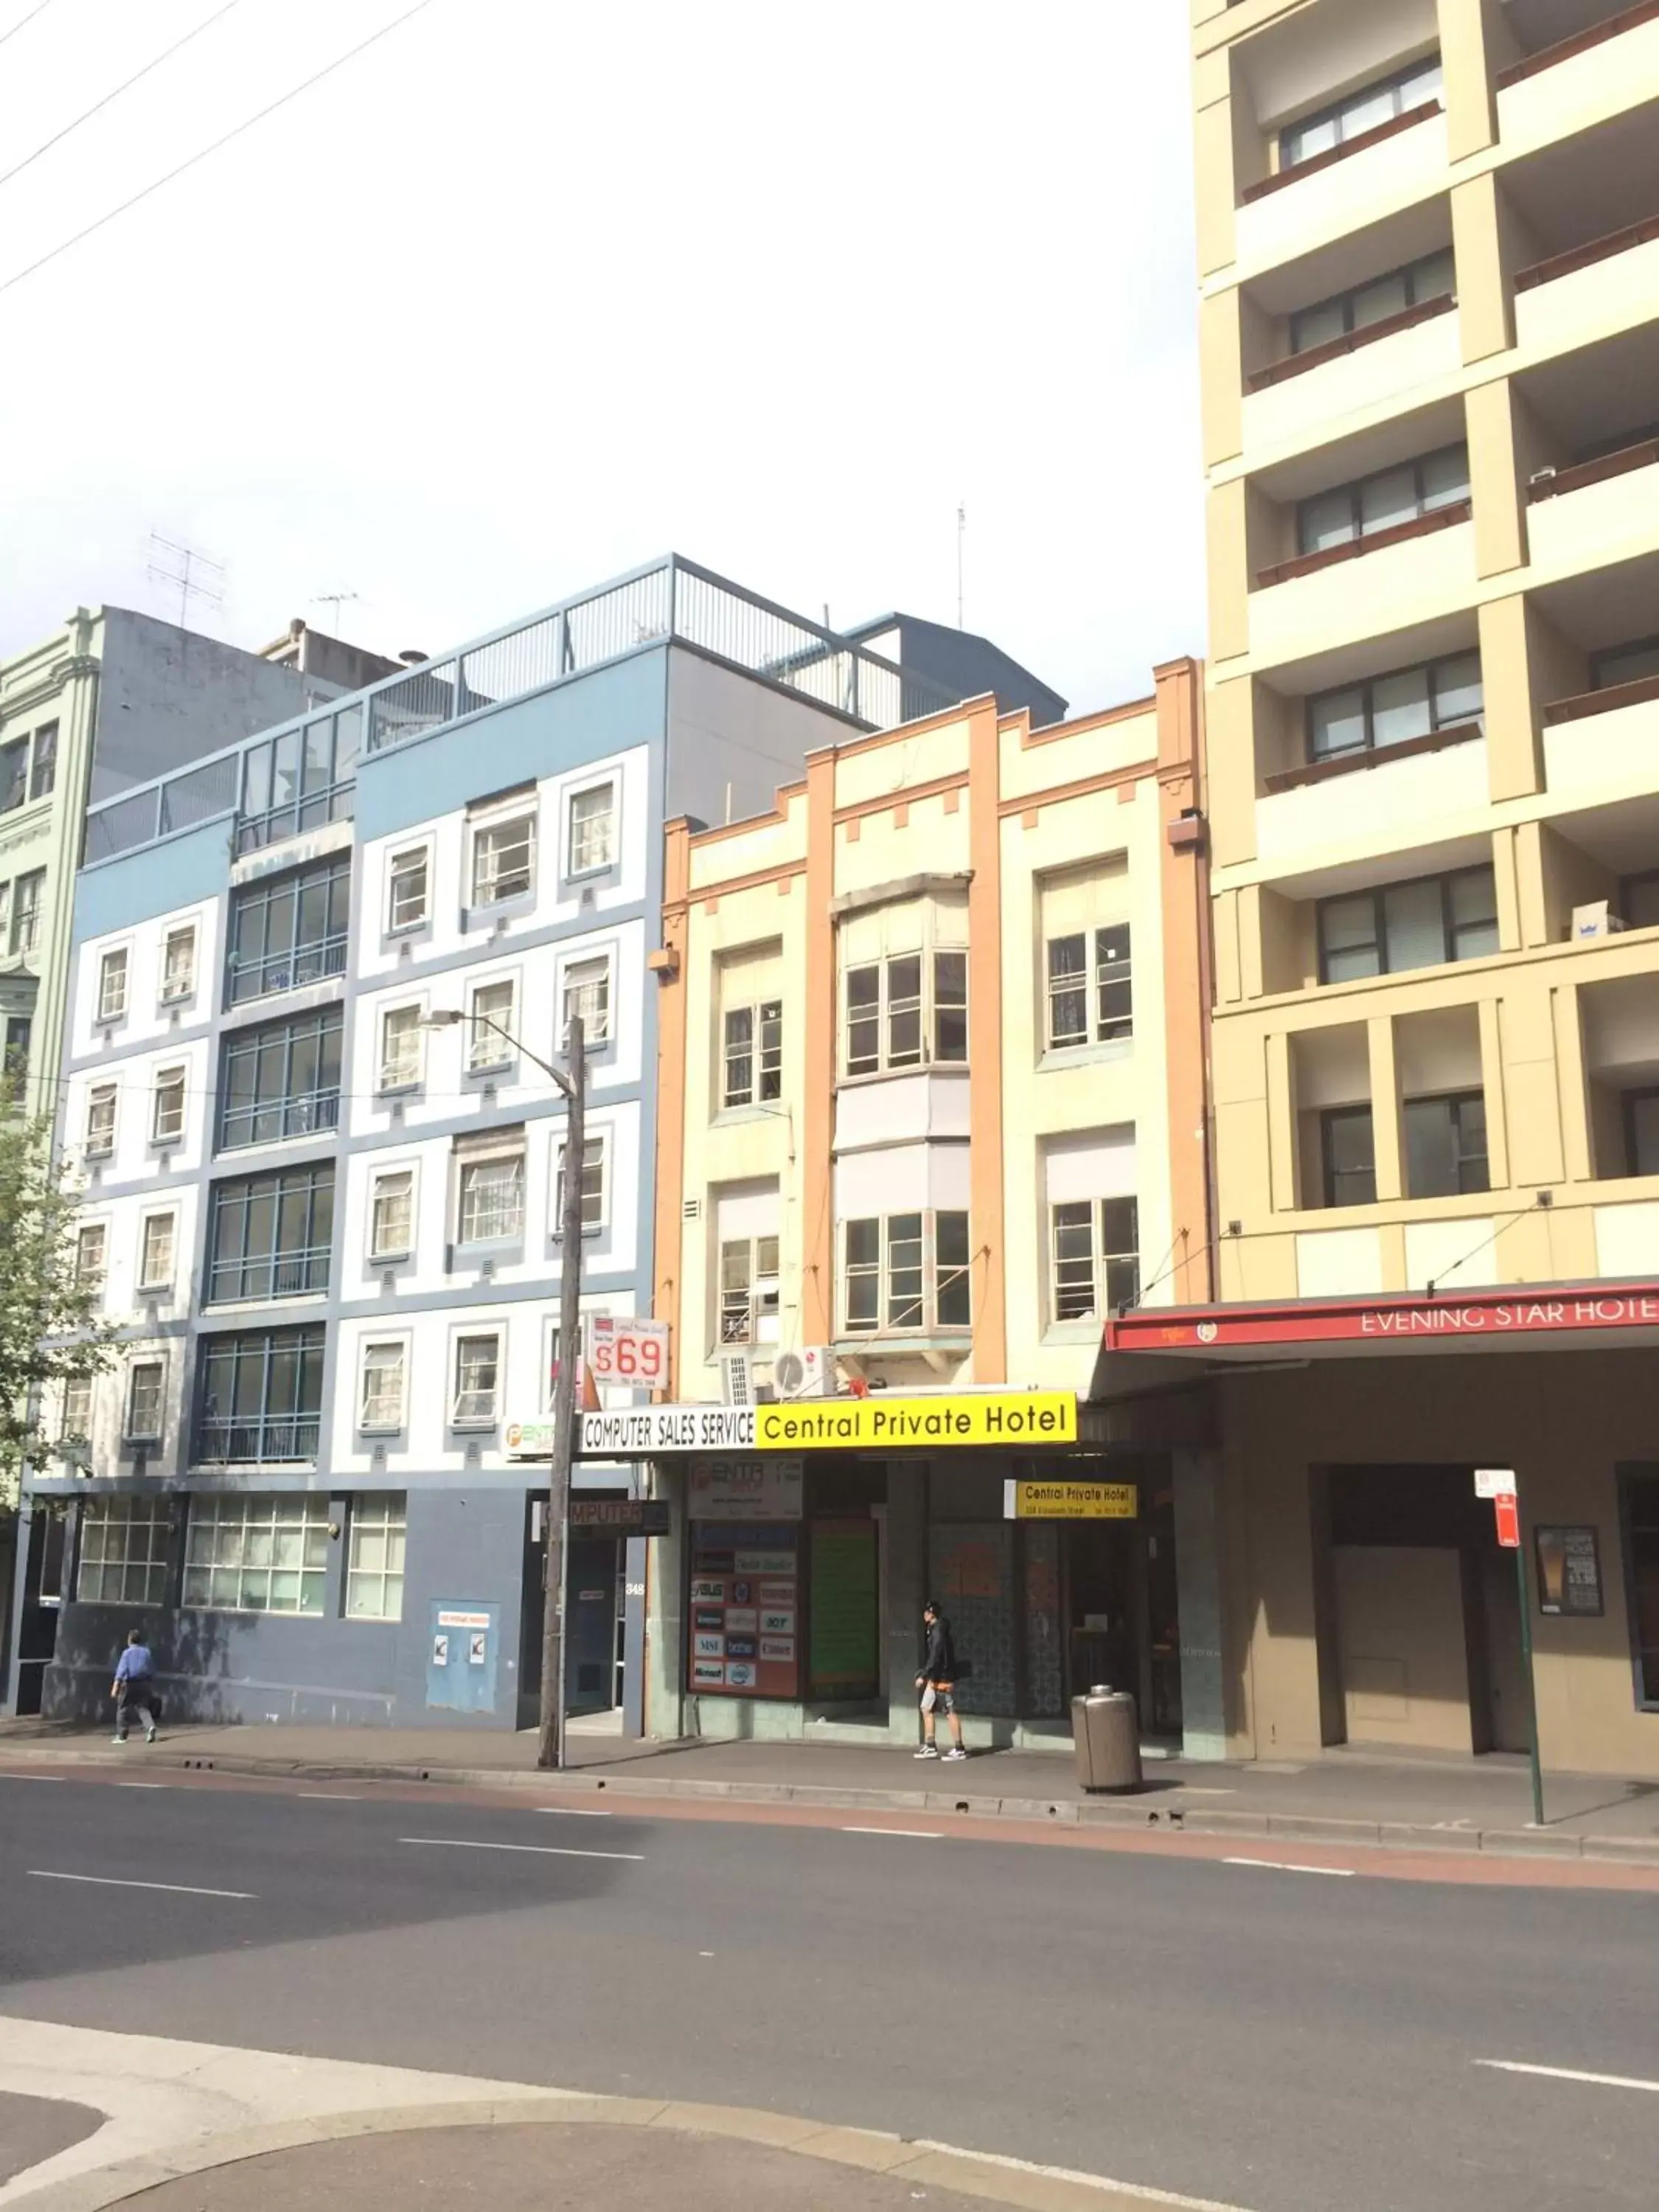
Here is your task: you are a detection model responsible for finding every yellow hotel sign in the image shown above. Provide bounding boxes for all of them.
[1006,1480,1138,1520]
[756,1392,1076,1453]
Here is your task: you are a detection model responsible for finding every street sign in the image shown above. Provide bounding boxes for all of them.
[1475,1467,1517,1498]
[588,1315,669,1388]
[1493,1493,1521,1548]
[568,1498,671,1537]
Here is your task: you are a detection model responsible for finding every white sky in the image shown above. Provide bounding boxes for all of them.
[0,0,1203,718]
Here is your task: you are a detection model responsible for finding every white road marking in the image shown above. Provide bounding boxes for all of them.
[399,1837,644,1862]
[910,2136,1251,2210]
[1477,2059,1659,2095]
[535,1805,613,1817]
[1172,1787,1235,1797]
[29,1871,254,1899]
[116,1782,168,1790]
[1223,1857,1354,1877]
[299,1792,364,1801]
[0,1772,64,1781]
[841,1826,945,1840]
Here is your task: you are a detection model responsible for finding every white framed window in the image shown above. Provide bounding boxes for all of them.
[346,1493,406,1620]
[1046,924,1132,1050]
[724,1001,782,1107]
[139,1211,176,1291]
[85,1082,117,1159]
[566,779,616,876]
[10,869,43,957]
[842,949,967,1076]
[387,844,430,931]
[124,1358,166,1441]
[720,1234,780,1346]
[358,1340,407,1433]
[160,925,197,1004]
[554,1133,608,1236]
[151,1065,187,1145]
[1051,1197,1140,1323]
[467,977,516,1071]
[841,1211,971,1335]
[457,1148,525,1244]
[61,1374,93,1439]
[562,955,611,1048]
[77,1498,171,1606]
[97,947,130,1023]
[74,1222,108,1291]
[452,1330,502,1426]
[182,1494,330,1615]
[369,1167,415,1262]
[378,1004,423,1091]
[471,813,536,905]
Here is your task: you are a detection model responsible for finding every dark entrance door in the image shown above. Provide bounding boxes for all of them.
[518,1499,622,1725]
[13,1503,67,1717]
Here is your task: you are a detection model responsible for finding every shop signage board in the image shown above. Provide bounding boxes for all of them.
[1004,1479,1138,1521]
[567,1499,672,1537]
[1110,1284,1659,1354]
[577,1393,1076,1457]
[586,1315,669,1387]
[1474,1469,1517,1498]
[688,1458,804,1521]
[1493,1493,1521,1548]
[1534,1526,1604,1615]
[686,1520,799,1699]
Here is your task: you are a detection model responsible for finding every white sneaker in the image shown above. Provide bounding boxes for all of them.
[942,1747,968,1761]
[914,1744,939,1759]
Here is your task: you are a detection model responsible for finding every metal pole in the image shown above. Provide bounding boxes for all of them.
[539,1012,585,1773]
[1514,1532,1545,1827]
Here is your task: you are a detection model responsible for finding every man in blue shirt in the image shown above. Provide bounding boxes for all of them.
[111,1630,160,1745]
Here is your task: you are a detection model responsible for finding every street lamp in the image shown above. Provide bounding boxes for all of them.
[423,1004,585,1772]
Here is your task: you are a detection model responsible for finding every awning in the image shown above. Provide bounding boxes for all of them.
[1105,1280,1659,1363]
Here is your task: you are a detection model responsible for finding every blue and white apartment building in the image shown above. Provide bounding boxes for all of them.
[8,557,1055,1731]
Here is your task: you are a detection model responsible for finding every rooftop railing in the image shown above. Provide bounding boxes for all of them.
[83,557,959,866]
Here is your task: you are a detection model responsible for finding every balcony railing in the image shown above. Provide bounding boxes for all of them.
[1497,0,1659,88]
[192,1414,321,1465]
[1545,672,1659,727]
[206,1245,333,1303]
[235,780,355,858]
[227,933,349,1005]
[1529,437,1659,504]
[218,1088,341,1151]
[1514,211,1659,294]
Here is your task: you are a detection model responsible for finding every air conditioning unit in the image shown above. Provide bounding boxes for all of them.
[718,1350,754,1405]
[772,1346,834,1401]
[1573,900,1627,942]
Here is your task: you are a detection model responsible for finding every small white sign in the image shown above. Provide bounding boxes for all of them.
[1474,1468,1517,1498]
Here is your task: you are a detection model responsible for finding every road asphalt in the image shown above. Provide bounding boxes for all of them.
[1,1770,1656,2212]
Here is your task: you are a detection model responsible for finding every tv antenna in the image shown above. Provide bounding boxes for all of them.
[311,587,360,630]
[147,532,225,631]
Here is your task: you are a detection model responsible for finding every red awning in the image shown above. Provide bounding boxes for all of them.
[1105,1281,1659,1363]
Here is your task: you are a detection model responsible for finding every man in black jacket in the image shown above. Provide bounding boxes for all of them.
[914,1599,966,1761]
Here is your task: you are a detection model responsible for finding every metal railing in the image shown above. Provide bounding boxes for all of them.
[83,557,965,866]
[206,1245,333,1304]
[218,1088,341,1151]
[192,1414,321,1465]
[227,931,349,1004]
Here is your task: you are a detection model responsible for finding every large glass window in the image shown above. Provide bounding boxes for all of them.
[1280,55,1443,170]
[218,1007,343,1150]
[1046,925,1132,1049]
[238,711,357,855]
[1309,653,1483,765]
[1290,248,1455,355]
[720,1234,780,1344]
[347,1494,406,1620]
[207,1164,334,1301]
[1321,1107,1377,1207]
[1404,1091,1489,1198]
[1051,1197,1141,1322]
[227,857,349,1004]
[843,951,969,1077]
[183,1494,330,1613]
[1297,445,1470,560]
[1318,866,1498,983]
[77,1498,170,1606]
[723,1001,782,1107]
[194,1326,325,1463]
[841,1212,971,1335]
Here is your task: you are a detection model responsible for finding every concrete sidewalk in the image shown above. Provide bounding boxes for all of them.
[6,1714,1659,1861]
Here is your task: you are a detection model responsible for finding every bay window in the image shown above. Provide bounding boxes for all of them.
[842,1211,971,1335]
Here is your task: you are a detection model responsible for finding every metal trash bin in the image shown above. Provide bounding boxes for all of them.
[1070,1685,1142,1793]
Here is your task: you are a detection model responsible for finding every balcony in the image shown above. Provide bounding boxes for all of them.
[226,933,348,1005]
[192,1415,321,1466]
[1497,0,1659,153]
[1536,557,1659,800]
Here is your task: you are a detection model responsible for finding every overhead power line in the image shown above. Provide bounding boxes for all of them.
[0,0,437,299]
[0,0,57,53]
[0,0,246,196]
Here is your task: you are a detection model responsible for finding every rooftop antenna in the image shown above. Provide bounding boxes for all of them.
[956,502,966,630]
[147,532,225,633]
[311,587,360,630]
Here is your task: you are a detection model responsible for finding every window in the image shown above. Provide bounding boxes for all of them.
[237,708,360,856]
[1298,444,1470,559]
[378,1004,423,1092]
[471,813,535,905]
[1290,248,1455,355]
[1051,1197,1141,1322]
[1621,1470,1659,1706]
[467,978,515,1071]
[723,1001,782,1107]
[545,1319,584,1410]
[554,1135,607,1234]
[1625,1090,1659,1177]
[194,1326,325,1463]
[160,925,197,1003]
[1321,1107,1377,1208]
[85,1082,116,1159]
[720,1235,780,1344]
[219,1007,343,1149]
[458,1152,525,1244]
[452,1332,501,1425]
[561,957,611,1049]
[97,948,129,1023]
[207,1164,334,1301]
[228,857,349,1004]
[567,781,616,875]
[1596,636,1659,693]
[1047,925,1132,1049]
[183,1494,330,1613]
[844,951,968,1076]
[842,1211,971,1335]
[125,1360,165,1441]
[346,1494,406,1620]
[0,737,27,812]
[1279,55,1443,170]
[10,870,43,957]
[29,721,57,802]
[151,1066,187,1147]
[2,1015,31,1102]
[61,1374,92,1440]
[358,1342,406,1433]
[139,1211,176,1291]
[1404,1091,1489,1198]
[387,846,429,931]
[74,1222,107,1291]
[369,1168,414,1262]
[77,1498,170,1606]
[1319,866,1498,984]
[1308,653,1483,765]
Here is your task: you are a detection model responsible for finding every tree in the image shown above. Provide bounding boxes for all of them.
[0,1114,117,1490]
